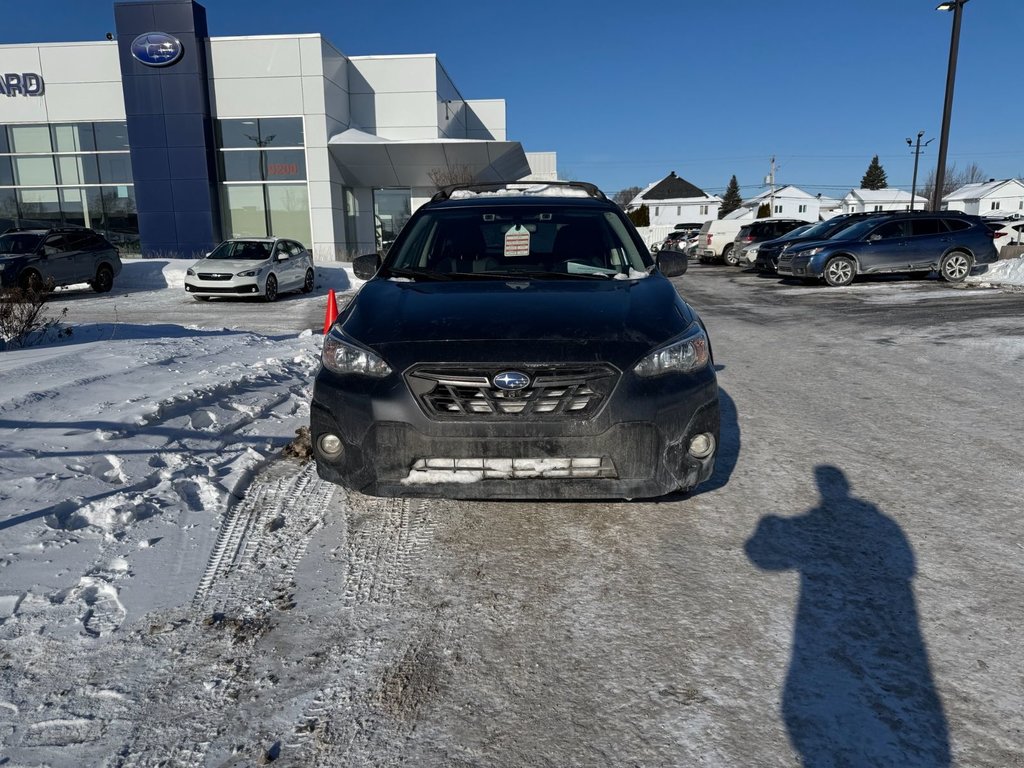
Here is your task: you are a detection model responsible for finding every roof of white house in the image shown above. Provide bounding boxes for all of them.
[744,185,817,203]
[628,172,721,207]
[944,178,1024,202]
[844,188,927,205]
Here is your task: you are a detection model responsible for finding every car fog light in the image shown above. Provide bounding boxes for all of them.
[688,433,715,459]
[318,433,343,457]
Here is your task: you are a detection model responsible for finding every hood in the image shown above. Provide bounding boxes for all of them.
[190,257,271,272]
[339,276,695,366]
[786,238,842,253]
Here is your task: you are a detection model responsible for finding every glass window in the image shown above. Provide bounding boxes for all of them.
[18,188,61,225]
[220,151,262,181]
[97,153,133,184]
[266,184,311,245]
[943,218,970,232]
[222,184,268,237]
[910,219,944,237]
[218,119,262,149]
[41,233,70,255]
[872,222,906,239]
[10,125,52,153]
[93,122,130,151]
[57,154,101,185]
[61,188,106,229]
[0,127,9,154]
[373,188,412,251]
[0,156,13,186]
[0,188,18,229]
[262,149,306,181]
[51,123,96,152]
[13,156,57,186]
[100,186,137,243]
[258,118,303,147]
[343,187,359,253]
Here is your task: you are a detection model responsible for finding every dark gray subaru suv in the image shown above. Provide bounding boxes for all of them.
[776,211,997,286]
[311,182,720,500]
[0,226,122,293]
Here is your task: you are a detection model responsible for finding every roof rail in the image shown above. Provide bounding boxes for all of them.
[431,180,608,202]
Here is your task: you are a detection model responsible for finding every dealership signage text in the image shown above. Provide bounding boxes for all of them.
[1,73,45,97]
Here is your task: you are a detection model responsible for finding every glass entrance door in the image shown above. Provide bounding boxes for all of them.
[373,188,411,254]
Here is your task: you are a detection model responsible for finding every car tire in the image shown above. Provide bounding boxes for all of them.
[823,256,855,287]
[721,244,736,266]
[264,273,279,302]
[19,269,44,295]
[302,268,315,294]
[92,264,114,293]
[939,251,972,282]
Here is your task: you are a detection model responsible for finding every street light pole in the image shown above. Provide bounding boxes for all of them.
[907,131,934,211]
[931,0,969,212]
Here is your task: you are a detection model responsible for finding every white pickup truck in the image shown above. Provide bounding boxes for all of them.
[695,218,747,264]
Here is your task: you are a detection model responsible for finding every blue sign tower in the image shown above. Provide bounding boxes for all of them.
[114,0,219,257]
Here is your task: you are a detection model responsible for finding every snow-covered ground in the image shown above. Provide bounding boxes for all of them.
[965,253,1024,287]
[0,257,1022,765]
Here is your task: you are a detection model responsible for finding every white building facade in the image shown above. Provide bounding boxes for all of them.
[841,188,928,214]
[627,172,721,226]
[943,179,1024,217]
[0,0,553,258]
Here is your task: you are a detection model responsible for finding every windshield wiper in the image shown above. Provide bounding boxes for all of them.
[385,267,453,281]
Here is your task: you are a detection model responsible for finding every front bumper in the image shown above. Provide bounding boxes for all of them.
[184,276,263,297]
[311,366,720,500]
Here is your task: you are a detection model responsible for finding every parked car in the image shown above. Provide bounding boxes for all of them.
[184,238,315,302]
[754,213,883,274]
[659,229,699,254]
[776,211,998,286]
[740,224,813,267]
[986,218,1024,249]
[730,219,810,267]
[0,226,121,293]
[311,181,719,500]
[695,218,748,264]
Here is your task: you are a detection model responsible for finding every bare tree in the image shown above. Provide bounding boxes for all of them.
[427,164,476,190]
[921,162,987,203]
[613,186,642,210]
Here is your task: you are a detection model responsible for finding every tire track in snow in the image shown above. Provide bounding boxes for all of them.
[109,461,335,767]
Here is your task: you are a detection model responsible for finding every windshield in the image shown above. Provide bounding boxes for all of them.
[207,240,273,260]
[0,233,43,255]
[829,219,881,241]
[383,205,650,280]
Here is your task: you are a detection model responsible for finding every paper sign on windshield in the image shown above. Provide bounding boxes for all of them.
[504,225,531,257]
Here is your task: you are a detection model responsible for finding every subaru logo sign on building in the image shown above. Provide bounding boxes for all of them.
[130,33,184,67]
[492,371,531,391]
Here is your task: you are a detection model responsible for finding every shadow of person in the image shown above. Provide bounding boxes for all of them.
[745,466,950,766]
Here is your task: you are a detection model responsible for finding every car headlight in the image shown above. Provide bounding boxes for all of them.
[186,268,195,276]
[801,247,825,257]
[634,326,710,377]
[322,333,392,377]
[237,268,261,277]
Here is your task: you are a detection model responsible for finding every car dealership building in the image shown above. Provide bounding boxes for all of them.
[0,0,555,258]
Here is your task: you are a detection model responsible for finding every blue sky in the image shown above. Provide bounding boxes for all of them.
[6,0,1022,200]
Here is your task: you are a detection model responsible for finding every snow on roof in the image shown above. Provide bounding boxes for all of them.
[744,185,817,203]
[944,179,1024,202]
[845,188,926,204]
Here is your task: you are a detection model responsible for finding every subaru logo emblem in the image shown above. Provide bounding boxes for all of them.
[492,371,530,391]
[130,33,184,68]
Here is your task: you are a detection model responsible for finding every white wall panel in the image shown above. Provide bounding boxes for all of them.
[301,76,326,116]
[38,44,120,84]
[208,38,302,79]
[210,77,305,117]
[44,82,127,122]
[348,55,435,93]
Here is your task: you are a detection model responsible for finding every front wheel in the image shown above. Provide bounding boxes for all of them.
[92,264,114,293]
[939,251,972,282]
[823,256,856,287]
[263,274,278,302]
[302,268,315,294]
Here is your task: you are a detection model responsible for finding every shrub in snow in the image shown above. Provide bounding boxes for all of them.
[0,283,70,351]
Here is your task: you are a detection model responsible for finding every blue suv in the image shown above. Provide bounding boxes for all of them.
[776,211,997,286]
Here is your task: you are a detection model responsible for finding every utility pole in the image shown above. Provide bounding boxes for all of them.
[906,131,934,211]
[931,0,969,211]
[765,156,777,216]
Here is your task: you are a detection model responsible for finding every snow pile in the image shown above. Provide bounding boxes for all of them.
[966,255,1024,287]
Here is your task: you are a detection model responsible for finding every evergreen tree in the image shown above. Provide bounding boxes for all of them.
[719,175,742,219]
[756,202,771,218]
[627,204,650,227]
[861,155,888,190]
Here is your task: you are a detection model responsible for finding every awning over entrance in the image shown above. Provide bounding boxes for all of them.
[327,128,531,188]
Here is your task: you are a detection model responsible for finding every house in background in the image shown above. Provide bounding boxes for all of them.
[627,172,722,225]
[943,179,1024,217]
[736,185,831,221]
[841,188,928,214]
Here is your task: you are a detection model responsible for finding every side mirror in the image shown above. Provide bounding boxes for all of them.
[353,253,381,280]
[276,252,289,261]
[657,249,689,278]
[868,234,882,242]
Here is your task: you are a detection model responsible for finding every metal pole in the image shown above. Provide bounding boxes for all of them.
[910,134,921,211]
[931,0,967,212]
